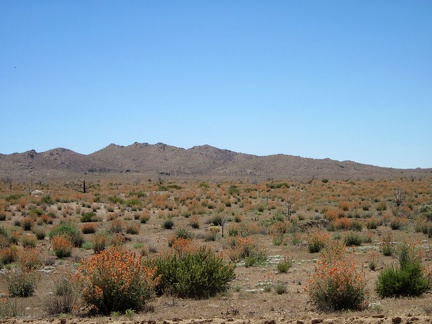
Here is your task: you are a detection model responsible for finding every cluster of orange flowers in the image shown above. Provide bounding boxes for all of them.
[309,258,366,293]
[0,246,18,264]
[73,248,160,313]
[306,252,367,311]
[51,234,73,257]
[227,236,256,262]
[307,228,330,253]
[269,221,290,235]
[332,217,352,230]
[171,237,199,255]
[17,247,42,269]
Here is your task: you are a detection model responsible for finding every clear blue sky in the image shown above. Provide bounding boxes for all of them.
[1,1,431,169]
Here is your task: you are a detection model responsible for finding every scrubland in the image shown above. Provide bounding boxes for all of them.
[0,177,431,323]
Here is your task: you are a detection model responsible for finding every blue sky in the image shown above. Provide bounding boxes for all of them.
[1,1,431,169]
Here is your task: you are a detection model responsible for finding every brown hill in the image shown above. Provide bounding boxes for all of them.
[0,142,431,182]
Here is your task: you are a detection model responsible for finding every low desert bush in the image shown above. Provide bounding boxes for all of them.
[0,296,23,318]
[344,232,363,246]
[74,248,159,314]
[81,223,97,234]
[376,242,430,298]
[149,239,235,299]
[49,223,83,247]
[162,219,174,229]
[140,211,151,224]
[390,217,406,230]
[0,246,18,266]
[307,228,330,253]
[125,222,140,235]
[17,248,42,269]
[5,266,38,297]
[274,281,288,294]
[80,212,96,223]
[20,217,34,231]
[226,236,265,263]
[277,256,293,273]
[366,217,380,229]
[92,232,108,253]
[32,227,46,240]
[380,231,394,256]
[51,234,73,258]
[44,267,79,315]
[307,242,367,312]
[109,219,124,233]
[189,216,200,229]
[21,234,37,248]
[368,250,379,271]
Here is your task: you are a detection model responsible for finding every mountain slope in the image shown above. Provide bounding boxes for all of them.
[0,142,430,181]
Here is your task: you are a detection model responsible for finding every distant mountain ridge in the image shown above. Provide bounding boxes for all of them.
[0,142,431,181]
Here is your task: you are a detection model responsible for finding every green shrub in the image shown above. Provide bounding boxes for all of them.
[277,258,292,273]
[390,218,402,230]
[228,185,240,196]
[344,232,362,246]
[21,235,37,248]
[380,232,393,256]
[190,220,200,229]
[32,227,46,240]
[174,228,193,240]
[49,223,83,247]
[162,219,174,229]
[150,246,235,299]
[5,266,37,297]
[80,212,96,223]
[376,243,430,298]
[381,244,393,256]
[366,218,379,229]
[418,205,432,222]
[125,198,142,208]
[349,221,363,232]
[140,213,151,224]
[21,217,34,231]
[244,252,267,267]
[40,195,53,205]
